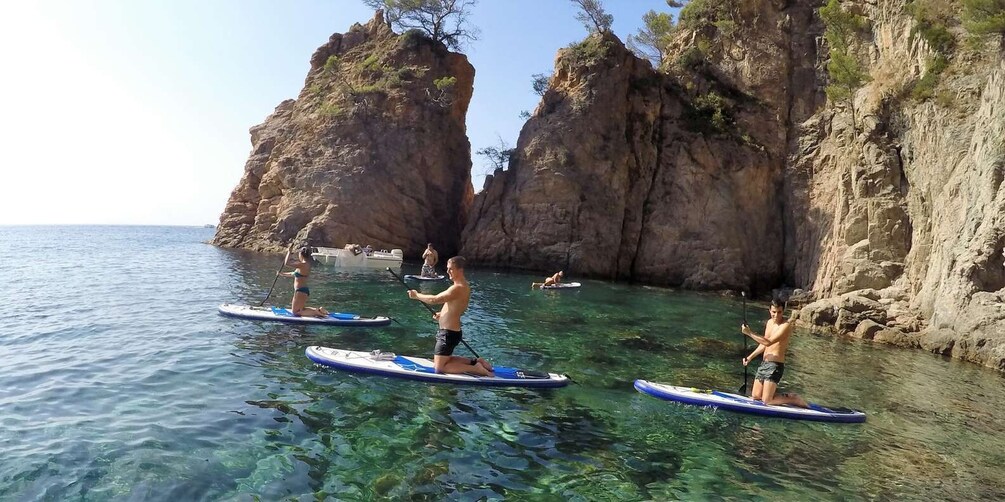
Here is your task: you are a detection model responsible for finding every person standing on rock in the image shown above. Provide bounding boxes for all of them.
[531,271,564,289]
[741,299,809,407]
[408,256,493,376]
[279,247,329,318]
[421,243,439,277]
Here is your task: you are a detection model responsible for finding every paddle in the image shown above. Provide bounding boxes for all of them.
[385,267,482,359]
[259,245,293,307]
[739,291,748,395]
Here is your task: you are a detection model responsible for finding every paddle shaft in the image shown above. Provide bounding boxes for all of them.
[385,267,482,359]
[260,246,292,307]
[740,292,748,395]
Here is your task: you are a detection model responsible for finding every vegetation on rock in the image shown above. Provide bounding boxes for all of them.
[626,2,682,69]
[820,0,872,128]
[531,73,551,97]
[571,0,614,34]
[363,0,479,50]
[475,135,515,175]
[963,0,1005,45]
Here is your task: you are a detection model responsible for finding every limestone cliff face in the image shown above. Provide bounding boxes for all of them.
[213,13,474,257]
[462,1,1005,371]
[785,0,1005,372]
[461,33,782,290]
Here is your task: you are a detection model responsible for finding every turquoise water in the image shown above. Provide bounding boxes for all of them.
[1,226,1004,500]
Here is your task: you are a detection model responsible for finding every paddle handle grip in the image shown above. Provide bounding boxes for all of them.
[386,267,438,316]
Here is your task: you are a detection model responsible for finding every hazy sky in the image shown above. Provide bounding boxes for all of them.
[0,0,671,226]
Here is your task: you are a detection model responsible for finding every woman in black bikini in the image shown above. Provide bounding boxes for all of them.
[279,247,329,318]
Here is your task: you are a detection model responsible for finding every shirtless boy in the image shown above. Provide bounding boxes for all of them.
[741,299,809,407]
[408,256,493,376]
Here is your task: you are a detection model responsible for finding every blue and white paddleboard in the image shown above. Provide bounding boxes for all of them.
[541,282,581,290]
[218,304,392,327]
[403,274,447,281]
[306,346,570,388]
[634,380,866,423]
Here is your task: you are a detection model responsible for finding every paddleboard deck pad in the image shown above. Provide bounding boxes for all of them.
[218,304,392,327]
[634,380,865,423]
[306,346,570,388]
[403,274,447,281]
[541,282,582,290]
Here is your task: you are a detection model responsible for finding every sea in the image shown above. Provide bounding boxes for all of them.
[1,225,1003,500]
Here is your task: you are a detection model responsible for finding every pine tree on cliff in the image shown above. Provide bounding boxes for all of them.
[363,0,479,50]
[571,0,614,34]
[627,1,684,69]
[819,0,871,135]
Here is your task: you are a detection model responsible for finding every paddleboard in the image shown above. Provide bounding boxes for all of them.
[403,274,447,281]
[306,346,570,388]
[541,282,582,290]
[633,380,866,423]
[218,304,392,327]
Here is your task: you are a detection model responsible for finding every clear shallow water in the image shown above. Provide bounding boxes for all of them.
[1,226,1004,500]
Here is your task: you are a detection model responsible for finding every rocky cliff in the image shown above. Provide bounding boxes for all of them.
[461,32,784,290]
[461,1,827,290]
[790,1,1005,372]
[461,0,1005,371]
[213,12,474,257]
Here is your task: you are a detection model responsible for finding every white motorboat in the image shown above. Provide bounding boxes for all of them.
[312,244,403,269]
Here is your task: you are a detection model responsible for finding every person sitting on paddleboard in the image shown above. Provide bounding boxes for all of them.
[279,247,329,318]
[532,271,563,289]
[741,299,809,408]
[408,256,493,376]
[421,243,439,278]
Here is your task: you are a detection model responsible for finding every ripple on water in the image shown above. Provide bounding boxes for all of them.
[2,226,1005,500]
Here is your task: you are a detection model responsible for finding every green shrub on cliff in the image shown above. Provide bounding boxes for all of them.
[565,35,611,67]
[678,0,730,31]
[910,55,950,101]
[323,55,342,74]
[319,102,343,118]
[964,0,1005,34]
[684,91,733,134]
[434,76,456,91]
[963,0,1005,45]
[429,76,456,107]
[905,1,960,102]
[675,37,712,72]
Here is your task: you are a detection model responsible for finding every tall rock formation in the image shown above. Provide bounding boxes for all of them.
[461,0,1005,372]
[461,33,783,291]
[213,12,474,257]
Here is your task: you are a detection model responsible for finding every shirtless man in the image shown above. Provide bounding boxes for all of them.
[741,299,809,407]
[408,256,493,376]
[531,271,563,289]
[421,243,439,278]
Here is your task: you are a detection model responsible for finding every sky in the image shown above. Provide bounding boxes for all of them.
[0,0,672,226]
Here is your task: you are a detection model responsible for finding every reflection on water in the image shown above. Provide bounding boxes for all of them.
[0,226,1004,500]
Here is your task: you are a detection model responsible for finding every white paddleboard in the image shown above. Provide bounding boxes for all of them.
[306,346,569,388]
[634,380,866,423]
[218,304,391,327]
[541,282,582,290]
